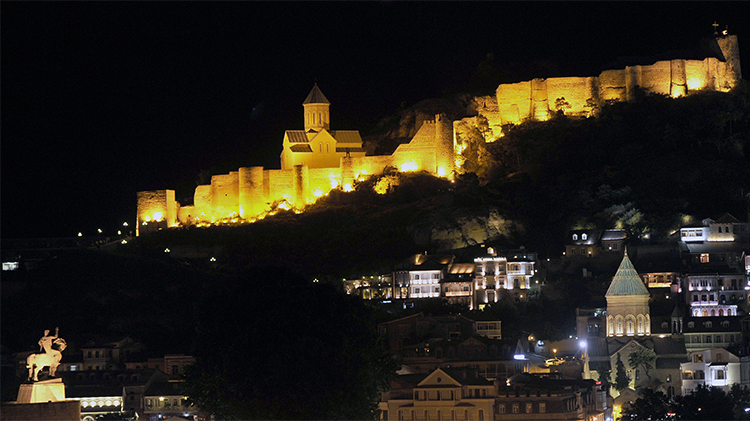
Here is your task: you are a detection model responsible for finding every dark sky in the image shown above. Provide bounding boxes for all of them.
[2,2,748,239]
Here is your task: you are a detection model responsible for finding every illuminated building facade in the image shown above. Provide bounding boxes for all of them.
[684,273,747,317]
[137,85,454,235]
[680,213,750,243]
[681,348,743,395]
[473,248,537,307]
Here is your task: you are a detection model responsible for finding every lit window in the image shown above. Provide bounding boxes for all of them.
[694,354,703,363]
[539,403,546,413]
[700,253,710,263]
[572,234,578,240]
[582,233,588,240]
[526,403,532,413]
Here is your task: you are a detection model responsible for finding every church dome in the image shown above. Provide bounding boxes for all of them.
[605,252,650,297]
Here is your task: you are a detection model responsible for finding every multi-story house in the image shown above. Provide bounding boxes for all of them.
[564,229,627,258]
[473,248,537,307]
[684,272,748,315]
[680,348,743,395]
[679,213,750,243]
[392,254,455,300]
[496,373,610,421]
[682,317,743,352]
[80,336,145,371]
[343,275,393,300]
[678,214,750,273]
[379,369,610,421]
[143,380,201,421]
[379,368,496,421]
[442,263,475,308]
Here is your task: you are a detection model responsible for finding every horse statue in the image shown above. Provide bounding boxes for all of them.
[26,328,67,382]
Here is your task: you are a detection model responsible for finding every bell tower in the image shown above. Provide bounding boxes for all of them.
[303,84,330,132]
[605,250,651,337]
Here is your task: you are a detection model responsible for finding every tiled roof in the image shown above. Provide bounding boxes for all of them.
[289,144,312,153]
[586,338,611,358]
[567,229,602,245]
[285,130,310,143]
[601,229,627,241]
[303,84,330,104]
[713,213,741,224]
[606,253,650,296]
[329,130,362,144]
[652,337,687,355]
[683,316,742,333]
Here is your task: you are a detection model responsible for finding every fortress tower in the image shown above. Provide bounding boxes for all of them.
[605,250,651,337]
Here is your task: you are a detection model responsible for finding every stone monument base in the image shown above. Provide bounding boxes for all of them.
[16,378,66,403]
[1,400,80,421]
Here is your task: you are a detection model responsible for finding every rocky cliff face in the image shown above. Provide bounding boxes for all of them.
[408,207,523,251]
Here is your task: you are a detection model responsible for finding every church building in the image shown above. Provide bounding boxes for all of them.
[136,85,455,235]
[605,250,651,337]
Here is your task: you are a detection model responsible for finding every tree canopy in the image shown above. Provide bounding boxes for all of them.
[182,268,398,420]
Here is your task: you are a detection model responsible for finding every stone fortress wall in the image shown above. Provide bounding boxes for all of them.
[475,35,741,141]
[137,113,454,235]
[137,35,740,235]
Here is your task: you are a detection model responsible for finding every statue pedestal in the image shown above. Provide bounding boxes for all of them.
[16,378,66,403]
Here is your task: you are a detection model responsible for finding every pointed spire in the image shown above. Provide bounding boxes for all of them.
[303,84,330,105]
[605,252,650,297]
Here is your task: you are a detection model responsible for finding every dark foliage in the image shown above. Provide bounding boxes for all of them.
[182,268,398,420]
[615,353,630,391]
[675,384,735,420]
[622,388,672,420]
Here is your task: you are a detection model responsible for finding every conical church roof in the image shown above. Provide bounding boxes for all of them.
[303,84,330,104]
[605,251,650,297]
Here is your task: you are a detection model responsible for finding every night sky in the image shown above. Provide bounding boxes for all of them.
[2,2,748,239]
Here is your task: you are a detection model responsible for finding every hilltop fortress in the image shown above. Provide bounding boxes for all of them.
[474,34,741,141]
[137,85,454,235]
[136,34,740,235]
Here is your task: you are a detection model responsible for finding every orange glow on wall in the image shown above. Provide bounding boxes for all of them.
[400,162,419,172]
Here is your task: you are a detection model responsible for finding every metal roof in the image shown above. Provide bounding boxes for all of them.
[601,229,627,241]
[606,252,650,296]
[303,84,330,104]
[329,130,362,144]
[285,130,310,143]
[567,229,602,245]
[289,144,312,153]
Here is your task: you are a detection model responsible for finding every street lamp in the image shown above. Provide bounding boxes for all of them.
[553,348,557,359]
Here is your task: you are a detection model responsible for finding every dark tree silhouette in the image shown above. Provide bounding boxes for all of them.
[182,268,398,420]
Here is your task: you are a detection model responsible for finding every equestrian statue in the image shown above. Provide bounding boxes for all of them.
[26,327,67,382]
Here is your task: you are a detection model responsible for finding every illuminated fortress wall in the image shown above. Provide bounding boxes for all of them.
[136,112,455,233]
[488,35,741,127]
[136,190,178,236]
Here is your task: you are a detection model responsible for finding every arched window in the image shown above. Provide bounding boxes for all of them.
[572,234,578,240]
[582,233,588,240]
[637,315,645,334]
[616,316,624,335]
